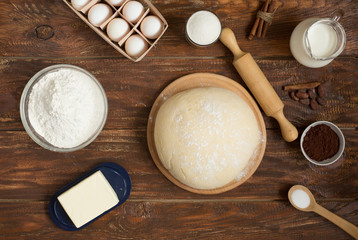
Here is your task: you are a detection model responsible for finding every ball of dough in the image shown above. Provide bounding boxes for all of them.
[154,87,261,190]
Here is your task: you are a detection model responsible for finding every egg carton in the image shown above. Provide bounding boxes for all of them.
[63,0,168,62]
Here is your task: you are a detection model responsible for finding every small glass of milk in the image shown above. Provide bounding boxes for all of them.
[290,10,346,68]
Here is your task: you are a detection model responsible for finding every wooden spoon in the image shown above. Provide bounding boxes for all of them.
[288,185,358,239]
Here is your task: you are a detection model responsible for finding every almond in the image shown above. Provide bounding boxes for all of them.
[299,98,310,105]
[310,99,319,110]
[296,91,309,99]
[290,91,299,101]
[317,97,326,106]
[317,85,325,98]
[308,89,316,99]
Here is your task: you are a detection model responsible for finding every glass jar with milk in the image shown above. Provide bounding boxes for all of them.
[290,11,346,68]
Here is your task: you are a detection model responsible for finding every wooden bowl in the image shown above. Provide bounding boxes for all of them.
[147,73,266,194]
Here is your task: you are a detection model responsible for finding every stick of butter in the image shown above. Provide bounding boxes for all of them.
[57,170,119,228]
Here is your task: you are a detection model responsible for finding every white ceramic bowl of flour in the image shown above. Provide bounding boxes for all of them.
[20,64,108,152]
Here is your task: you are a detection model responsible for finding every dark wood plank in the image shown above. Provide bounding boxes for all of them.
[0,0,357,239]
[0,129,356,200]
[0,58,357,130]
[0,0,357,58]
[0,200,357,239]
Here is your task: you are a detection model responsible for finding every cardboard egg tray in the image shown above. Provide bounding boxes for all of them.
[63,0,168,62]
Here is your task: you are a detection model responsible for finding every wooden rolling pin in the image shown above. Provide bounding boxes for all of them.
[220,28,298,142]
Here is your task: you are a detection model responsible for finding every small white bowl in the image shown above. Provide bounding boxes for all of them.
[300,121,345,166]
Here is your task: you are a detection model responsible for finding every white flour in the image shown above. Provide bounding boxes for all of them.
[28,68,105,148]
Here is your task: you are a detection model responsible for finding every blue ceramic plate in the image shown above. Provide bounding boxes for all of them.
[49,162,131,231]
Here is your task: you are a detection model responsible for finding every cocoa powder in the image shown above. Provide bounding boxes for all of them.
[302,124,340,162]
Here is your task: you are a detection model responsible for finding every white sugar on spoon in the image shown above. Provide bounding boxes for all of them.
[290,189,311,209]
[288,185,358,239]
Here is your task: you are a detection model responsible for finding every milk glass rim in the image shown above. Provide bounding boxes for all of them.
[300,121,345,166]
[303,18,346,61]
[20,64,108,152]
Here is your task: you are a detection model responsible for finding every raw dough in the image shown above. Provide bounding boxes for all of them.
[154,87,260,189]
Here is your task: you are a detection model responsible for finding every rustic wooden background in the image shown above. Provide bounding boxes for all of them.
[0,0,357,239]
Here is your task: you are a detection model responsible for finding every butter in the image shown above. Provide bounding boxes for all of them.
[57,170,119,228]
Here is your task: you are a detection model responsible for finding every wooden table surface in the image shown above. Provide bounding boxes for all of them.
[0,0,357,239]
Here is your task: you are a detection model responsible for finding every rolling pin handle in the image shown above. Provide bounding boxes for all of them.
[271,109,298,142]
[220,27,298,142]
[220,28,246,59]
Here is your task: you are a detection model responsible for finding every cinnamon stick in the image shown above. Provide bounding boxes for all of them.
[283,82,321,91]
[248,2,265,40]
[262,0,276,38]
[257,0,270,38]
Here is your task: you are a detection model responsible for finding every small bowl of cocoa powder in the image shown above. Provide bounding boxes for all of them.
[300,121,345,166]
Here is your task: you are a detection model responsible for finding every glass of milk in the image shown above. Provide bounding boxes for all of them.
[290,11,346,68]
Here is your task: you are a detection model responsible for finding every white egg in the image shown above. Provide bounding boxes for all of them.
[140,15,163,39]
[88,3,113,27]
[71,0,90,10]
[107,18,130,42]
[122,1,144,24]
[107,0,125,7]
[125,34,148,58]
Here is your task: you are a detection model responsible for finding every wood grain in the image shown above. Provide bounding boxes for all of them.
[0,129,356,200]
[0,0,357,239]
[0,201,357,239]
[0,58,357,130]
[0,0,357,58]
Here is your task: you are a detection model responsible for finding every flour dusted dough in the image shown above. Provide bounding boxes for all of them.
[154,87,260,189]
